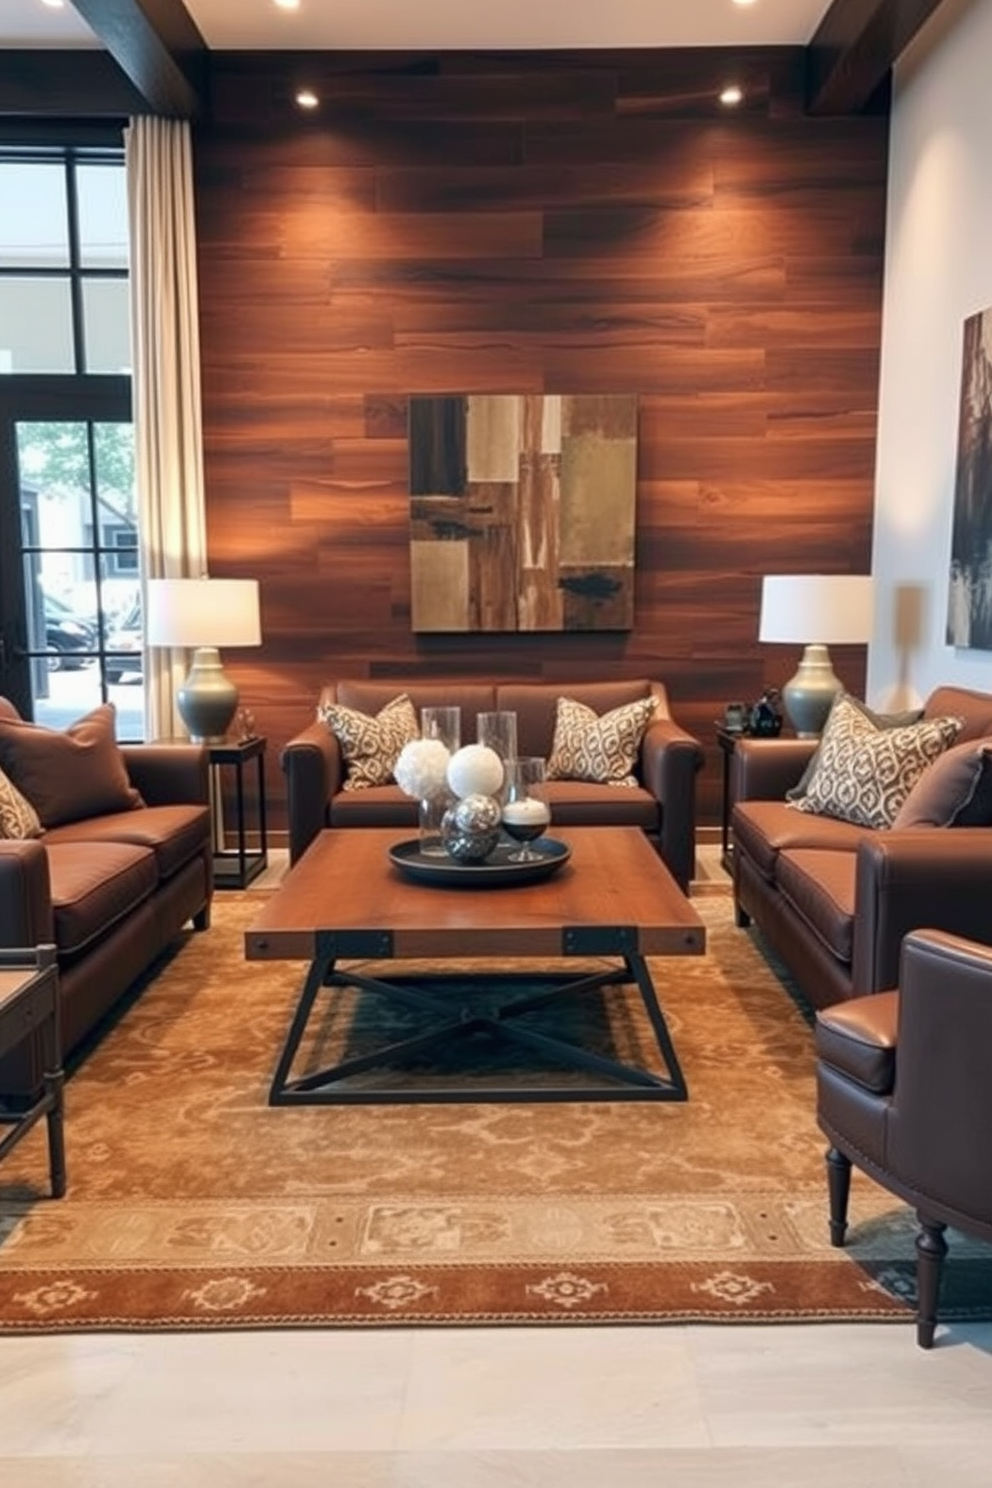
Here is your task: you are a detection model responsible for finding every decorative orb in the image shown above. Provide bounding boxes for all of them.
[394,737,451,800]
[440,793,502,863]
[447,743,505,800]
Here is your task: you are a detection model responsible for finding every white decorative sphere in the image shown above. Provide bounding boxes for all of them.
[394,738,451,800]
[446,743,505,800]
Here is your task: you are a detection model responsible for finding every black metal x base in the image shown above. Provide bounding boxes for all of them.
[268,944,688,1105]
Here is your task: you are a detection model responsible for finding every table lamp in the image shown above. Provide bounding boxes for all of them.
[146,577,261,742]
[758,574,874,737]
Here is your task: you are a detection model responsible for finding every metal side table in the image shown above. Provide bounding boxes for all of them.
[209,734,269,888]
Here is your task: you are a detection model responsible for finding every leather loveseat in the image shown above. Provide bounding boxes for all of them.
[730,685,992,1010]
[0,697,213,1094]
[281,678,703,892]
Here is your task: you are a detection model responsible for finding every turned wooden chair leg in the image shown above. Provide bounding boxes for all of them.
[825,1146,852,1247]
[915,1214,948,1349]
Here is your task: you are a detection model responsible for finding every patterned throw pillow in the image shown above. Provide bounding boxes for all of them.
[786,694,925,801]
[793,694,963,830]
[0,765,43,839]
[546,694,657,787]
[318,692,419,791]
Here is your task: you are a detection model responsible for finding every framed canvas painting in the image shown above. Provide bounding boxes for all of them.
[408,393,637,633]
[948,307,992,650]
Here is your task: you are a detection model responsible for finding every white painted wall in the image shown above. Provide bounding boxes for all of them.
[868,0,992,708]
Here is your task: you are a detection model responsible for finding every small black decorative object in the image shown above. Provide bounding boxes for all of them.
[749,687,784,737]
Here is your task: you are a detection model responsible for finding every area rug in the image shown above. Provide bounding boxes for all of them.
[0,892,988,1333]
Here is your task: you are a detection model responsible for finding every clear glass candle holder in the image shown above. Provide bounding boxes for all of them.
[501,756,551,862]
[476,710,518,800]
[420,705,461,754]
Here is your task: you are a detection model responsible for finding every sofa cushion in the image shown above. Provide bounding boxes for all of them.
[332,682,497,731]
[318,692,419,790]
[327,780,660,831]
[547,695,656,786]
[776,849,857,965]
[890,739,992,829]
[44,804,212,882]
[544,780,658,828]
[0,704,144,828]
[44,840,159,958]
[731,800,870,880]
[0,765,43,839]
[329,784,420,828]
[793,695,962,829]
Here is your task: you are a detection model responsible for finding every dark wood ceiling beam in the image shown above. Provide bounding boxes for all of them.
[807,0,949,113]
[0,50,146,117]
[69,0,208,117]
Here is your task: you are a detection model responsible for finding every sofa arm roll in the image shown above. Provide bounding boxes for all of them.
[852,831,992,996]
[731,737,817,803]
[640,718,704,892]
[281,720,343,864]
[122,744,210,807]
[0,840,56,949]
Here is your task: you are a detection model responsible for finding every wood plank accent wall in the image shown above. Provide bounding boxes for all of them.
[194,48,887,841]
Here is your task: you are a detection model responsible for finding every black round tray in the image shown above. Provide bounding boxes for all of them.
[388,836,571,888]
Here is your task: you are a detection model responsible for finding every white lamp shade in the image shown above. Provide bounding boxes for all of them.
[146,578,261,649]
[759,575,874,646]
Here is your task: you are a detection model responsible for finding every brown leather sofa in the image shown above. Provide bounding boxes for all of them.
[281,678,703,892]
[730,686,992,1010]
[816,928,992,1347]
[0,700,213,1094]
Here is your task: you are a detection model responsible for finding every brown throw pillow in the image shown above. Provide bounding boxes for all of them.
[0,704,143,829]
[318,692,419,791]
[0,764,43,839]
[546,694,656,787]
[792,694,962,830]
[891,740,992,828]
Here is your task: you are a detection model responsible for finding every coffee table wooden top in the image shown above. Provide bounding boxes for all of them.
[246,827,705,962]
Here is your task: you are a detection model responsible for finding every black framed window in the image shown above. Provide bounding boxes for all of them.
[0,135,143,739]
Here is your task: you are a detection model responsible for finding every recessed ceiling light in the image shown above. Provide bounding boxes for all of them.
[732,0,758,7]
[274,0,301,10]
[295,89,319,110]
[720,85,744,107]
[41,0,66,9]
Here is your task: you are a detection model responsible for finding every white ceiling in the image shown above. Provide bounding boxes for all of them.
[3,0,835,52]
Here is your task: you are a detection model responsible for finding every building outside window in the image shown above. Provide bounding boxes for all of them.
[0,142,144,738]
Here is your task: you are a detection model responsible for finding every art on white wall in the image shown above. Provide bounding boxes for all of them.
[948,305,992,649]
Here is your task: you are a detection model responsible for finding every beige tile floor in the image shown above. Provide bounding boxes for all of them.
[1,845,989,1484]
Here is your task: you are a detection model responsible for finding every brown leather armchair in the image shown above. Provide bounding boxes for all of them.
[815,929,992,1347]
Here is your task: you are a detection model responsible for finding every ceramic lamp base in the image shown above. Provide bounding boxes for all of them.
[177,646,239,743]
[781,643,842,738]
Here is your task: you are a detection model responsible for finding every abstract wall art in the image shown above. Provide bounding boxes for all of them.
[408,393,638,633]
[948,306,992,650]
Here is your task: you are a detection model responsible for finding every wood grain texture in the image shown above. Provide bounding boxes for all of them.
[195,49,884,837]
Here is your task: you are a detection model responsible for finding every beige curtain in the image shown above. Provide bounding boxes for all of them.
[124,115,208,741]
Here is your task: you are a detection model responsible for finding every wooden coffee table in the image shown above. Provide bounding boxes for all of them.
[245,826,705,1104]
